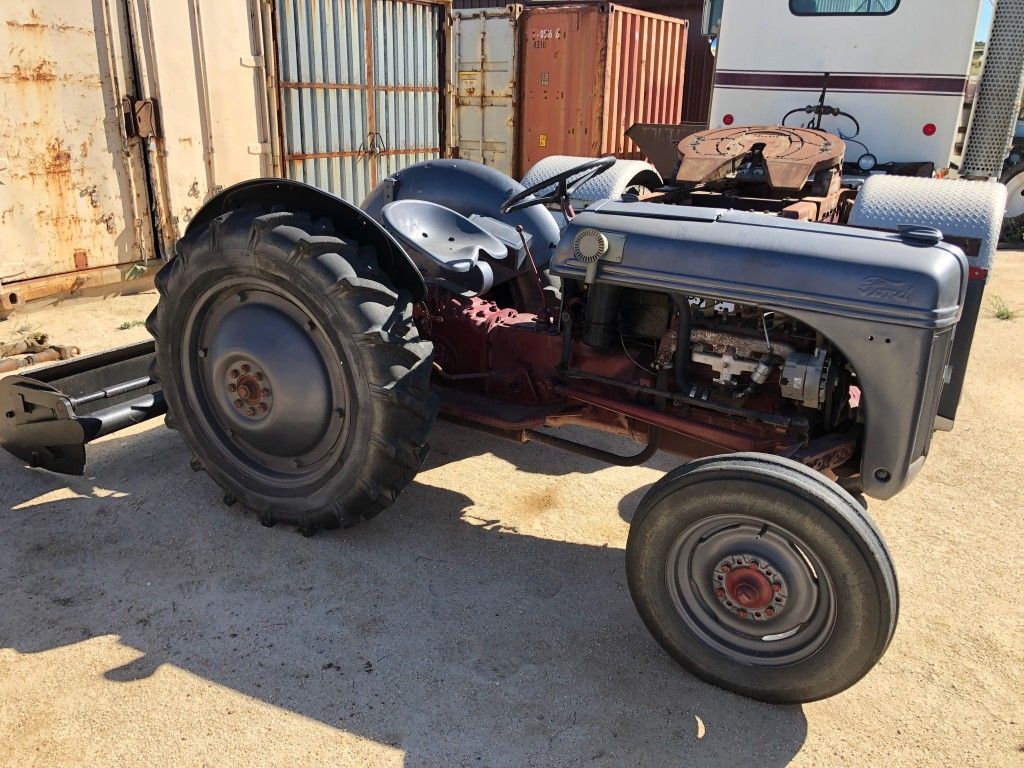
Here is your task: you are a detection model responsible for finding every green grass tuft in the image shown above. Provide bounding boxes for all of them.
[988,294,1022,321]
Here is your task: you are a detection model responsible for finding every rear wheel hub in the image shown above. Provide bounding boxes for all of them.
[183,280,351,484]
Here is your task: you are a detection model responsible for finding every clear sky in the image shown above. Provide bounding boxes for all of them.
[976,0,993,41]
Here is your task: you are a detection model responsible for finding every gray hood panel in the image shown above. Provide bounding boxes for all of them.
[551,201,968,329]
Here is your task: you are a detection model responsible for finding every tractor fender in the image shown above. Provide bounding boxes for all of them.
[520,155,663,206]
[183,178,426,301]
[361,159,563,267]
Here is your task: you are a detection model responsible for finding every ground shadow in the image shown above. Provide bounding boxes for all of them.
[0,420,807,767]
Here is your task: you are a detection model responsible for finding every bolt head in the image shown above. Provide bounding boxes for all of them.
[720,564,731,573]
[198,348,208,358]
[246,407,257,416]
[261,388,271,397]
[765,607,776,618]
[736,609,747,619]
[240,364,251,374]
[230,369,240,379]
[255,371,264,381]
[233,399,243,408]
[772,583,782,593]
[226,383,237,393]
[257,403,268,413]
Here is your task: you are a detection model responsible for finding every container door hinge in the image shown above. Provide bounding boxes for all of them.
[122,97,161,139]
[247,143,272,155]
[240,55,265,68]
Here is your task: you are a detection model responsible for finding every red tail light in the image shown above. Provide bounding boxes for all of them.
[922,123,937,136]
[722,113,734,126]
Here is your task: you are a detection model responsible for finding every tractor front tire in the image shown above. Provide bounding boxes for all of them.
[148,206,437,532]
[626,453,898,703]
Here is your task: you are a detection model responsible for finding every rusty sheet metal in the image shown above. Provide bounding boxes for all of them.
[518,3,687,175]
[0,5,155,285]
[275,0,444,204]
[624,121,705,177]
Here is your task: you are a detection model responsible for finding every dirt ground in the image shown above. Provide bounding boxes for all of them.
[1,256,1022,768]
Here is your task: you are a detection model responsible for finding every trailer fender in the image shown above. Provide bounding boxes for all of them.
[184,178,426,301]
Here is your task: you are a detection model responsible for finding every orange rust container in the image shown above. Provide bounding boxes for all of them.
[517,3,687,175]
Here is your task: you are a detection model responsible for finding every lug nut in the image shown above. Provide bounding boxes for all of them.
[765,607,776,618]
[226,383,237,393]
[258,403,268,413]
[736,609,747,619]
[720,564,731,573]
[255,372,264,381]
[230,369,240,379]
[233,399,243,408]
[246,407,258,416]
[772,583,782,593]
[261,388,271,397]
[240,364,251,374]
[715,587,726,598]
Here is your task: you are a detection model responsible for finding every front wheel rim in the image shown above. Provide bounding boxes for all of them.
[666,513,837,666]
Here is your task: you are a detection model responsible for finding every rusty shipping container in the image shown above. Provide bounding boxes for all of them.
[451,5,522,176]
[517,3,687,175]
[0,2,274,315]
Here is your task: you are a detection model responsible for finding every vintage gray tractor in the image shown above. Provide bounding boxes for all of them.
[0,154,1006,703]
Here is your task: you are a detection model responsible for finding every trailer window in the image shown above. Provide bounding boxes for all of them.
[790,0,899,15]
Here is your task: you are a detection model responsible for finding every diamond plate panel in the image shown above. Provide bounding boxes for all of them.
[849,175,1007,270]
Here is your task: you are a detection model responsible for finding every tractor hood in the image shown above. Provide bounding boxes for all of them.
[551,200,970,501]
[551,201,968,329]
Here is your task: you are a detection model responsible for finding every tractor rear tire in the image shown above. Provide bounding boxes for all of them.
[626,452,898,703]
[147,206,437,532]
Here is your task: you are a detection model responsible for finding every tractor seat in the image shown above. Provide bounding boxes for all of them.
[381,200,506,295]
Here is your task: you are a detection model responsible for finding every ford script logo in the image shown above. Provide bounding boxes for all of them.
[858,277,914,302]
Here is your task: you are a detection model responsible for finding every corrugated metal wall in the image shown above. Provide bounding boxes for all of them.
[372,0,445,180]
[517,4,686,172]
[602,6,687,156]
[452,0,713,123]
[275,0,445,203]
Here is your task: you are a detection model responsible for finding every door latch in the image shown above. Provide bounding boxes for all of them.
[122,96,161,139]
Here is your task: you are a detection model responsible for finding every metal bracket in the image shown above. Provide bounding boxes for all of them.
[122,96,161,139]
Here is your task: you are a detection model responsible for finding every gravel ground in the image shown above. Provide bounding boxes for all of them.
[1,255,1022,767]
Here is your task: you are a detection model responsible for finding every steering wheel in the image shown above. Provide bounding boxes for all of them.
[500,156,617,215]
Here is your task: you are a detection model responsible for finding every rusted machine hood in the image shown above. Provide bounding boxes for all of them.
[675,126,845,191]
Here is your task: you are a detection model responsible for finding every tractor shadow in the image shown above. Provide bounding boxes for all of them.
[0,420,807,767]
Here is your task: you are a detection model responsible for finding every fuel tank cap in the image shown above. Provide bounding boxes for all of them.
[897,224,944,247]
